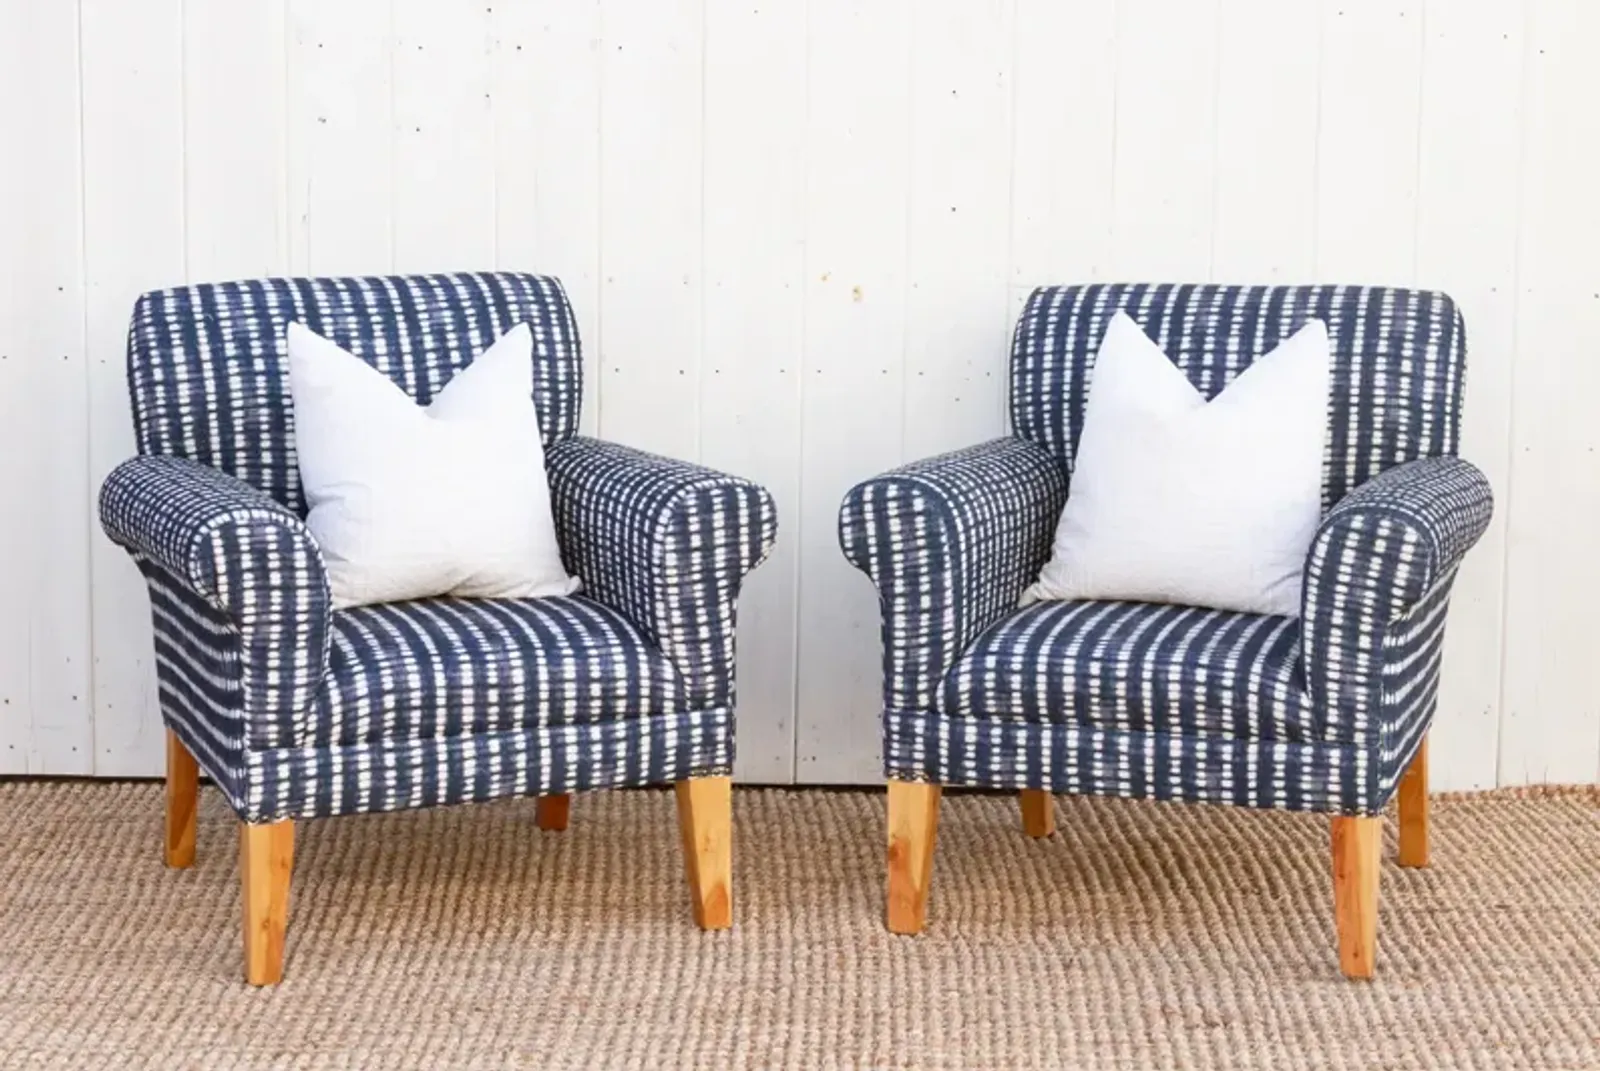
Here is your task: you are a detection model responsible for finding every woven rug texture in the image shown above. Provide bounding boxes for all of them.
[0,781,1595,1070]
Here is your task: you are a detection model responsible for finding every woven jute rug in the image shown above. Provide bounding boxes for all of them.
[0,781,1595,1070]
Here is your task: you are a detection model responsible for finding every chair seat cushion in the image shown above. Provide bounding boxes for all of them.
[306,596,687,748]
[937,600,1315,742]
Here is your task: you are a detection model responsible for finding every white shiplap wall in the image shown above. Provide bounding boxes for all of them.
[3,0,1597,789]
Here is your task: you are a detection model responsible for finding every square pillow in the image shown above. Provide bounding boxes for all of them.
[286,321,581,610]
[1022,310,1330,618]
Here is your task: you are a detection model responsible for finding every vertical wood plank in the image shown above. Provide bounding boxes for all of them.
[1109,0,1220,280]
[1499,0,1600,785]
[489,0,542,281]
[1005,0,1115,469]
[492,0,603,435]
[795,0,914,784]
[1209,0,1320,281]
[901,0,1015,459]
[596,0,704,459]
[0,0,29,772]
[392,0,496,272]
[81,0,186,778]
[10,0,95,774]
[1415,0,1525,790]
[1008,0,1117,290]
[184,2,290,281]
[701,0,806,782]
[286,0,396,275]
[1314,1,1425,282]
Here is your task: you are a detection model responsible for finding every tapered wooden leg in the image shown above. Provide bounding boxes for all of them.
[165,729,199,869]
[675,777,732,930]
[1019,789,1055,838]
[1332,815,1381,980]
[536,794,571,832]
[886,780,942,935]
[241,820,295,986]
[1397,737,1429,868]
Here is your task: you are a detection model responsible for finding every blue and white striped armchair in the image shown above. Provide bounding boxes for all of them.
[838,284,1492,978]
[99,273,777,984]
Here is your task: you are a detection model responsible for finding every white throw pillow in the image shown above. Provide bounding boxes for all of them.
[1022,311,1330,618]
[285,321,580,610]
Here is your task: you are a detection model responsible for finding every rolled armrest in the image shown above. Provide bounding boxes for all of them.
[99,455,333,748]
[1301,456,1493,743]
[838,437,1068,714]
[545,436,778,710]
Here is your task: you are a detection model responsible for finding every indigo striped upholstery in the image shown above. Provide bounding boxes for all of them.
[311,597,687,748]
[841,284,1492,815]
[100,273,776,824]
[547,436,778,712]
[126,273,582,511]
[938,602,1313,739]
[100,455,332,761]
[1011,284,1465,508]
[839,437,1069,715]
[245,707,733,824]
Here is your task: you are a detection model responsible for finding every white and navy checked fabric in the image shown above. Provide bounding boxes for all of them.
[310,597,688,748]
[548,437,779,712]
[842,284,1493,816]
[839,438,1069,714]
[1300,455,1492,804]
[245,707,734,823]
[1011,284,1466,508]
[100,273,777,824]
[881,710,1369,814]
[126,273,583,512]
[938,601,1314,740]
[100,455,332,759]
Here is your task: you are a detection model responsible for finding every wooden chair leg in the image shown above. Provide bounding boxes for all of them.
[675,776,732,930]
[536,794,571,832]
[241,820,295,986]
[1332,815,1381,980]
[1019,788,1055,838]
[165,729,199,869]
[1397,737,1429,868]
[886,779,942,935]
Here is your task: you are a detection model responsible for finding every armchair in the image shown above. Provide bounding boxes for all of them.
[839,284,1492,978]
[100,273,776,984]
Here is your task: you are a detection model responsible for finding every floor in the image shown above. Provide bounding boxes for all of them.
[0,781,1595,1070]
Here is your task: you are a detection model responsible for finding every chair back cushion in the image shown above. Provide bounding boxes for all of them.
[1009,284,1465,508]
[126,272,582,513]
